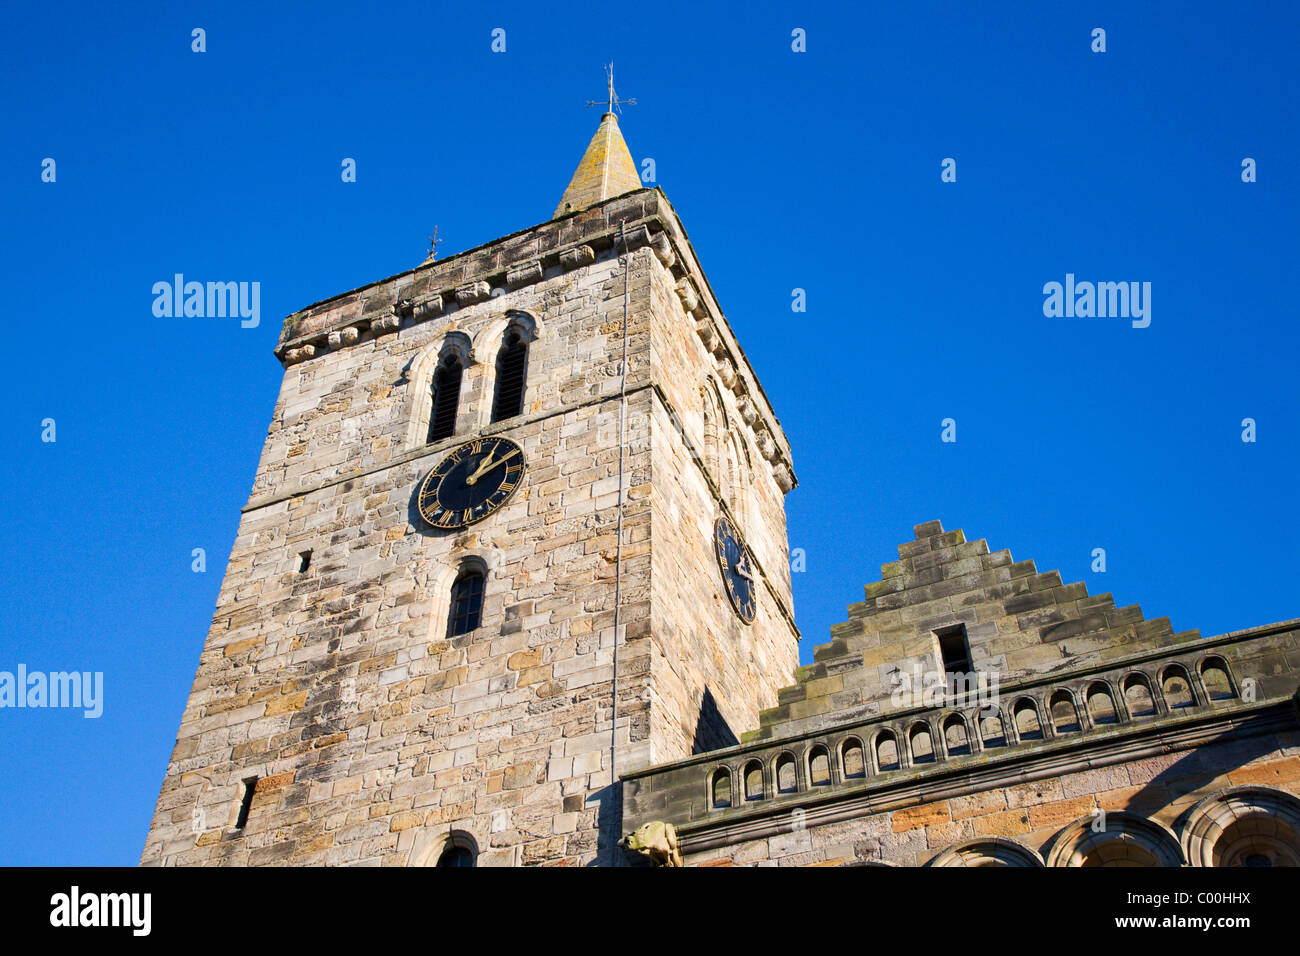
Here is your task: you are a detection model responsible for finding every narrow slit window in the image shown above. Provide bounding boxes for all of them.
[427,357,463,443]
[449,571,485,637]
[297,550,311,573]
[936,624,973,693]
[491,331,528,422]
[235,776,258,830]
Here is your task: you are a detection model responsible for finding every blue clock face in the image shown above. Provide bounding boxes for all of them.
[418,437,525,529]
[714,516,756,624]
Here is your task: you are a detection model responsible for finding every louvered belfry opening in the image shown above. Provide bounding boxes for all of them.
[427,357,463,443]
[491,330,528,422]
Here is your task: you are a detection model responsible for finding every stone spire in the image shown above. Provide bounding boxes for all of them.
[552,111,642,219]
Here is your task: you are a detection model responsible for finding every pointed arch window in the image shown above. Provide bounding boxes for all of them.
[448,570,485,637]
[491,330,528,422]
[427,355,463,443]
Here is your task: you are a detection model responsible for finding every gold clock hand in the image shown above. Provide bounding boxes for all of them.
[465,450,497,486]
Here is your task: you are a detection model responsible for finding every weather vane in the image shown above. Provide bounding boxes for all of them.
[424,226,443,262]
[586,62,636,114]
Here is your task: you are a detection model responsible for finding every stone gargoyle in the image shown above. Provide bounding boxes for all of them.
[620,821,682,867]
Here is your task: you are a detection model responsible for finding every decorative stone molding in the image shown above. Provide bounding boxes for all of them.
[506,260,543,290]
[327,326,359,349]
[926,837,1044,867]
[559,244,595,271]
[1043,811,1184,867]
[455,280,492,307]
[715,360,736,390]
[772,463,794,494]
[1180,785,1300,867]
[754,428,777,463]
[651,231,675,268]
[619,223,651,252]
[412,293,442,321]
[736,394,758,426]
[371,312,401,336]
[694,317,718,352]
[283,344,316,366]
[676,277,700,314]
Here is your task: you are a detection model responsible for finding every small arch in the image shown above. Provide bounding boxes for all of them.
[874,731,900,773]
[427,353,464,443]
[1013,698,1043,742]
[1199,657,1236,701]
[1049,690,1080,735]
[743,761,764,801]
[978,709,1006,749]
[774,753,797,794]
[1044,811,1184,867]
[942,714,971,757]
[710,767,732,809]
[404,331,474,448]
[725,431,751,525]
[808,745,831,787]
[491,327,530,422]
[1161,664,1195,710]
[700,384,722,485]
[909,722,935,764]
[1086,682,1119,726]
[447,563,487,638]
[840,738,866,780]
[435,830,479,867]
[926,837,1045,868]
[1182,786,1300,867]
[1122,673,1156,718]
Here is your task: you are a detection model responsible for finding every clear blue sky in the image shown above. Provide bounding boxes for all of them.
[1,1,1295,865]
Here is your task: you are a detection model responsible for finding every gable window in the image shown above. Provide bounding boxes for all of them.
[491,330,528,422]
[448,571,485,637]
[427,356,464,443]
[936,624,973,694]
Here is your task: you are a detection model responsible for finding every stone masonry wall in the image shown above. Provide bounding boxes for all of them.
[643,251,800,764]
[142,191,800,866]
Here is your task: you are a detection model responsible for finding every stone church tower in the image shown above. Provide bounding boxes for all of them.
[142,110,801,866]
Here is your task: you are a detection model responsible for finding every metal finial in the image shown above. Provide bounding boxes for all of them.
[585,61,636,114]
[424,226,443,262]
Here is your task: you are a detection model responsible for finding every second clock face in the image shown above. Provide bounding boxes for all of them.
[418,437,526,529]
[714,516,757,624]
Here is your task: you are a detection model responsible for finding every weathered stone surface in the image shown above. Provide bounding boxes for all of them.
[506,260,543,290]
[142,182,800,868]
